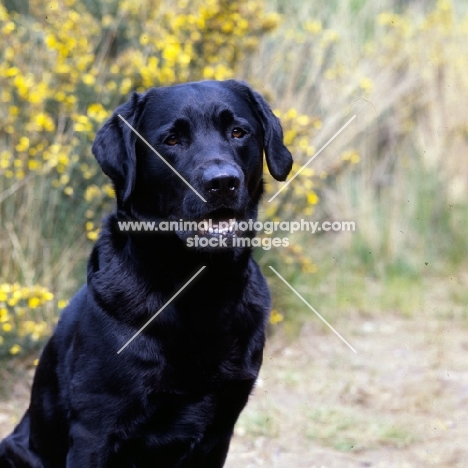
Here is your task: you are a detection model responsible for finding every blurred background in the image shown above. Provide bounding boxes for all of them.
[1,0,467,466]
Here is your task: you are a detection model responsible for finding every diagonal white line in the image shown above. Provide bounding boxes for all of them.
[268,266,357,353]
[117,266,206,354]
[268,114,356,202]
[118,114,207,202]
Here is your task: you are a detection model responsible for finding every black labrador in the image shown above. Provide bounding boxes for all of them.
[0,80,292,468]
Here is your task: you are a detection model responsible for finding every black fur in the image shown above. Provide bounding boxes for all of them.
[0,80,292,468]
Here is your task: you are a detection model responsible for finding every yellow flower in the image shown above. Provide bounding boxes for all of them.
[120,78,132,95]
[305,20,322,34]
[58,300,69,309]
[9,344,22,356]
[307,192,319,205]
[306,146,316,157]
[283,129,297,146]
[15,136,29,152]
[285,108,298,119]
[0,308,9,322]
[60,174,70,186]
[0,159,10,169]
[82,73,95,86]
[297,115,310,126]
[203,66,215,79]
[65,95,76,106]
[300,167,314,178]
[28,160,41,171]
[2,21,16,35]
[269,309,284,325]
[3,66,20,77]
[84,185,101,202]
[102,184,115,198]
[88,103,108,122]
[35,112,56,131]
[42,291,54,301]
[0,4,9,21]
[342,150,360,164]
[262,12,280,31]
[74,114,92,132]
[87,230,99,241]
[29,297,41,309]
[359,77,374,93]
[298,138,309,150]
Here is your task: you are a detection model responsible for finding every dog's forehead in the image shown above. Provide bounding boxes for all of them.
[141,82,256,124]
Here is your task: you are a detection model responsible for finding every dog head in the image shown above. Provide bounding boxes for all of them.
[92,80,292,246]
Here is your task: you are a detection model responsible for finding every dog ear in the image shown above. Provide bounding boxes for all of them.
[250,90,293,181]
[224,80,293,181]
[92,92,142,208]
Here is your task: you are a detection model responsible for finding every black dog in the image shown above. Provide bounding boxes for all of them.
[0,80,292,467]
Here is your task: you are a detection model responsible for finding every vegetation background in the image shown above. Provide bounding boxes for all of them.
[1,0,467,466]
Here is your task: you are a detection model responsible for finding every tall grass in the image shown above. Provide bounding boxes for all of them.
[0,174,91,292]
[242,0,468,321]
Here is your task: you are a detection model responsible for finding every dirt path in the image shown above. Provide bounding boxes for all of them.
[1,314,467,467]
[225,314,468,467]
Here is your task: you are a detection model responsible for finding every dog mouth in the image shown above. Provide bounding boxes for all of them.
[198,211,238,237]
[176,208,247,244]
[194,208,240,238]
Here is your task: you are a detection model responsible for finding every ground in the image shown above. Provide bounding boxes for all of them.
[226,314,468,468]
[1,311,467,467]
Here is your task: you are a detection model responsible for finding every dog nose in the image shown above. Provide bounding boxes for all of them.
[203,165,241,197]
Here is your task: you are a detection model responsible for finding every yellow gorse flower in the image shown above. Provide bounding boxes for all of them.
[269,309,284,325]
[0,283,56,355]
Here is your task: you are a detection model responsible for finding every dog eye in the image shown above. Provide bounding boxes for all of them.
[165,135,178,146]
[231,128,245,138]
